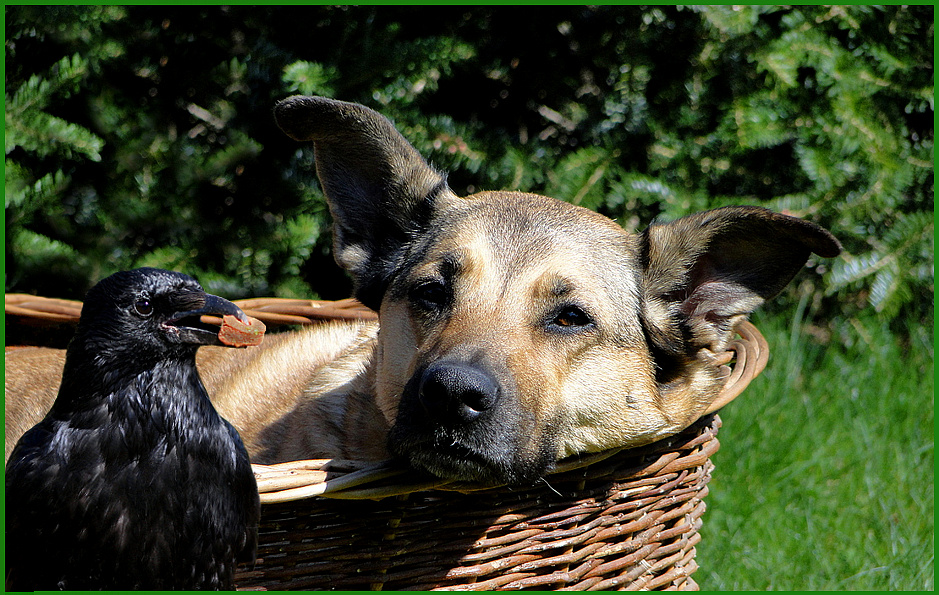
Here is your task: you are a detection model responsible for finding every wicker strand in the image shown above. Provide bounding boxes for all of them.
[5,294,377,329]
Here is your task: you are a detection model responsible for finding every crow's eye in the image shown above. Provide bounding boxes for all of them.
[134,299,154,317]
[549,305,594,330]
[410,280,448,311]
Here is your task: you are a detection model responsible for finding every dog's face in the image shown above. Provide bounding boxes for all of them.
[376,192,664,483]
[274,96,841,484]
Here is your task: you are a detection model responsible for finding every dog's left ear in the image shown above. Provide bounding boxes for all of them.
[640,206,841,365]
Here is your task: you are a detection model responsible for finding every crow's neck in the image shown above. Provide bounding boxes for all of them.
[55,350,218,438]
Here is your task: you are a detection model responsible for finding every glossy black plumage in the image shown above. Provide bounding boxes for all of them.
[5,268,260,591]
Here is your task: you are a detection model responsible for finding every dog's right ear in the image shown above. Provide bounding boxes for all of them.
[640,206,841,379]
[274,96,458,310]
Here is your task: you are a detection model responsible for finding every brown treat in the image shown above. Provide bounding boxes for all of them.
[218,314,266,347]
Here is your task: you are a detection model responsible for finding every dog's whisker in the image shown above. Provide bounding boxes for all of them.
[541,477,563,497]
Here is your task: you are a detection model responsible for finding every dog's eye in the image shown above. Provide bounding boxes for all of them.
[411,280,448,311]
[549,306,594,330]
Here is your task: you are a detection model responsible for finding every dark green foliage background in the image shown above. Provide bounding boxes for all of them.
[5,6,932,340]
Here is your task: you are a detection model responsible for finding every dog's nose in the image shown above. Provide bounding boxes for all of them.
[418,362,500,422]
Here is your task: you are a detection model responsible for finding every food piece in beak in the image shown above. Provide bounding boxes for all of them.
[217,314,267,347]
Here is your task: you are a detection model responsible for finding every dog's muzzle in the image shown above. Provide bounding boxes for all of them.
[390,357,554,485]
[418,361,500,423]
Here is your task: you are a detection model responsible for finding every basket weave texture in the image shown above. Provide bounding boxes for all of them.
[237,414,721,591]
[5,294,768,591]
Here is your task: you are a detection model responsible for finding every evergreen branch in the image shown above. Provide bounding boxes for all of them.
[6,110,104,161]
[828,215,933,292]
[7,54,89,115]
[5,167,70,210]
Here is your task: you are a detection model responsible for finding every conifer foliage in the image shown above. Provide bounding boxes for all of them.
[5,5,932,334]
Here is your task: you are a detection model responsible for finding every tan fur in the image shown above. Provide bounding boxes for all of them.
[5,348,65,461]
[5,96,841,483]
[202,320,380,461]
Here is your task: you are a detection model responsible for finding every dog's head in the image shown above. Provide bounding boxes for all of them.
[275,96,840,485]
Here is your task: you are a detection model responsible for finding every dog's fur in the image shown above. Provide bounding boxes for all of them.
[4,96,841,484]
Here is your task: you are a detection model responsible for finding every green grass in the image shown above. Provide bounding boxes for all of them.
[695,310,934,590]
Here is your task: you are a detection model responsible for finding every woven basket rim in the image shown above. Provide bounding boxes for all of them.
[4,293,378,328]
[5,293,767,506]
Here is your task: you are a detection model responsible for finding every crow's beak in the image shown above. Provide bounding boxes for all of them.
[166,293,248,346]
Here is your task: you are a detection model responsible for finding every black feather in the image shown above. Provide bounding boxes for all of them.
[5,268,260,591]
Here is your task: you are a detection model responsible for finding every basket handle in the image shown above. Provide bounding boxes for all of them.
[703,320,769,415]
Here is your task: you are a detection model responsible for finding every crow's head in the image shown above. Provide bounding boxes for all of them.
[73,268,249,368]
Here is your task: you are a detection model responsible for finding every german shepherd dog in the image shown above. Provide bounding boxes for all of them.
[5,96,841,485]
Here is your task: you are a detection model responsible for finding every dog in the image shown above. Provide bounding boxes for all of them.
[4,96,841,485]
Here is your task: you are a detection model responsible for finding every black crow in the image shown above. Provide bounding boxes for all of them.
[5,268,261,591]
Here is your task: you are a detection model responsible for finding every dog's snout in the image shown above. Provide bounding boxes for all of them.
[419,362,500,422]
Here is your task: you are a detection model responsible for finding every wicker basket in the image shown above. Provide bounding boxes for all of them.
[5,294,768,591]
